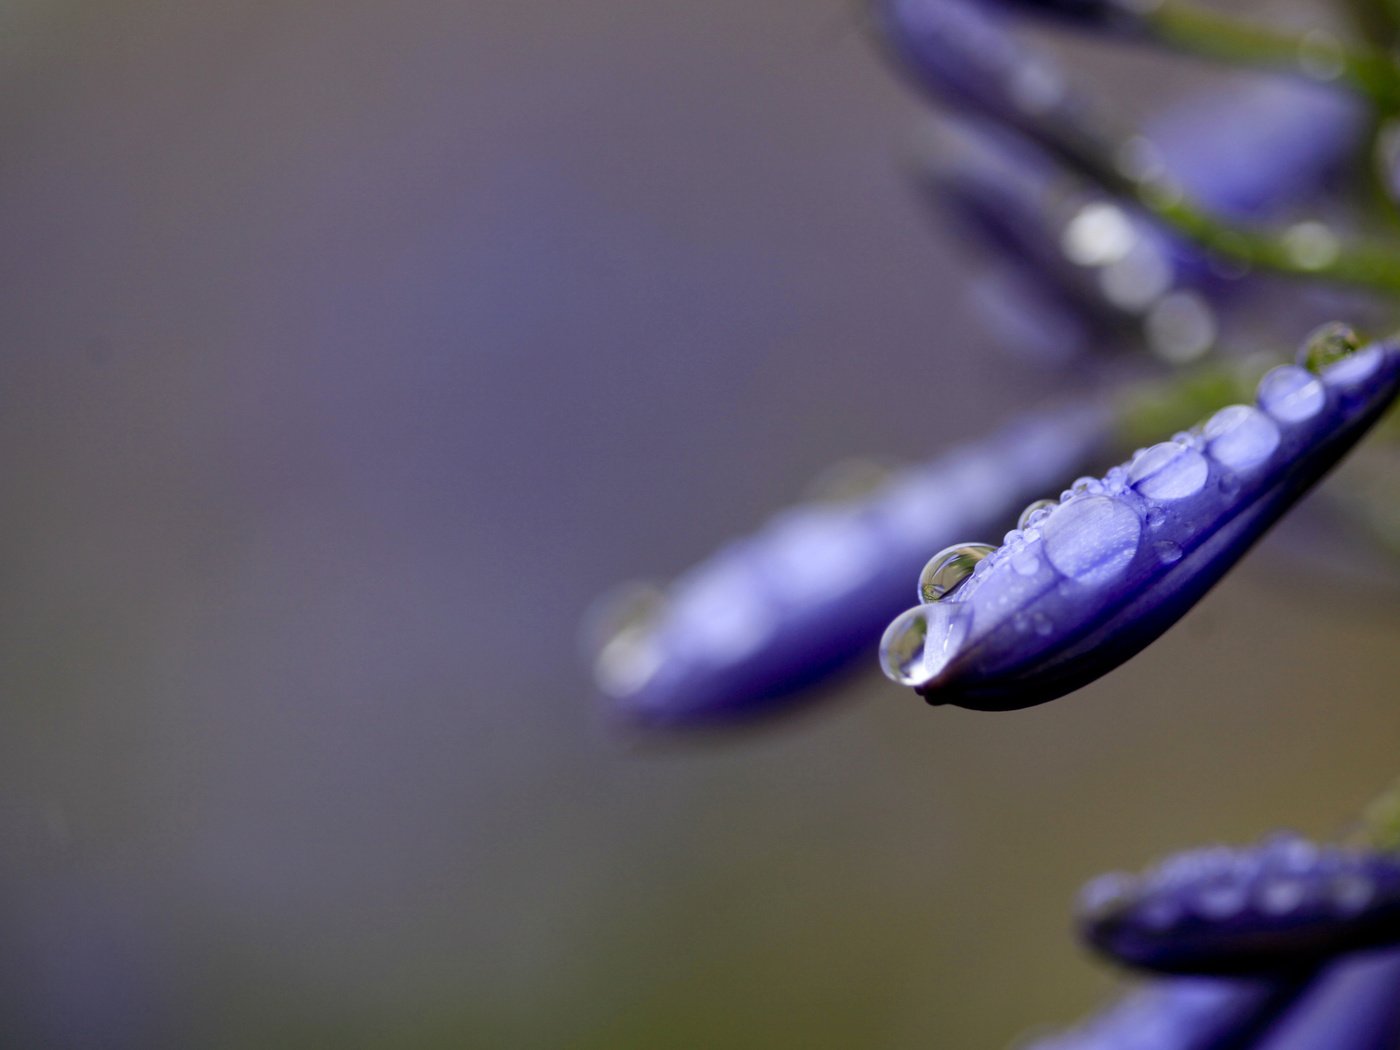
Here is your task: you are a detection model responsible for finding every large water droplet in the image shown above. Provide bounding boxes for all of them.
[918,543,996,603]
[1017,499,1057,531]
[1320,342,1384,389]
[1300,320,1360,372]
[584,582,669,697]
[1128,442,1209,501]
[1204,404,1280,472]
[1041,495,1142,584]
[879,602,971,688]
[1258,365,1326,423]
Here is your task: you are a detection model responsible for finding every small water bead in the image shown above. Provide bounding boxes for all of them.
[584,582,669,697]
[1145,506,1166,528]
[1258,364,1326,423]
[1320,342,1384,389]
[1128,441,1209,501]
[1218,473,1240,497]
[1041,496,1142,585]
[1012,549,1041,576]
[1154,541,1183,564]
[1103,465,1128,495]
[1329,873,1376,915]
[1031,611,1054,636]
[1204,404,1280,472]
[1017,498,1058,530]
[879,602,971,687]
[1257,877,1308,916]
[1300,320,1361,372]
[918,543,997,602]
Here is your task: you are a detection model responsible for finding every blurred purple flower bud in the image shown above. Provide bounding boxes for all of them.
[1145,78,1363,221]
[1079,834,1400,976]
[880,334,1400,710]
[1021,977,1304,1050]
[873,0,1080,141]
[1251,948,1400,1050]
[586,407,1110,728]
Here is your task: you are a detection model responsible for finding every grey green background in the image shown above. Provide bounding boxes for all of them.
[0,1,1396,1046]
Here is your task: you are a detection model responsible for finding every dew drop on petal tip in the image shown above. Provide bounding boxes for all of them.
[1300,320,1361,372]
[880,603,969,687]
[1204,404,1280,472]
[1128,441,1209,501]
[918,543,996,603]
[1320,342,1384,389]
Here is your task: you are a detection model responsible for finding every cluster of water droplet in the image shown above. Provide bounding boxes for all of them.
[879,331,1393,693]
[1079,833,1400,973]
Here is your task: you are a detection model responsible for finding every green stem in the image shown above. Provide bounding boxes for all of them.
[1031,121,1400,296]
[1143,1,1400,111]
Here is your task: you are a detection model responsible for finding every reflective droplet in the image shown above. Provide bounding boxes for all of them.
[1258,365,1326,423]
[1071,476,1105,496]
[1194,880,1246,919]
[1017,499,1058,531]
[1320,342,1384,390]
[584,582,669,698]
[919,543,996,603]
[1257,876,1307,916]
[1041,496,1141,584]
[1154,541,1183,564]
[1128,442,1209,501]
[1104,466,1128,495]
[1031,611,1053,637]
[1330,873,1375,915]
[879,602,971,688]
[1218,473,1240,497]
[1300,321,1361,372]
[1204,404,1280,472]
[1145,507,1166,528]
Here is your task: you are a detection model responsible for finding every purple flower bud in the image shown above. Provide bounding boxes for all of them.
[587,408,1109,728]
[1145,78,1363,221]
[1251,948,1400,1050]
[880,335,1400,710]
[1079,835,1400,976]
[873,0,1079,140]
[1021,977,1304,1050]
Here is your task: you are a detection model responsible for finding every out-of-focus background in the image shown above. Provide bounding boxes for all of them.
[1,2,1396,1047]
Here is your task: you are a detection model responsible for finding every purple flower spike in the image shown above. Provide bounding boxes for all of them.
[880,335,1400,710]
[1079,835,1400,977]
[589,409,1109,729]
[873,0,1078,140]
[1021,977,1304,1050]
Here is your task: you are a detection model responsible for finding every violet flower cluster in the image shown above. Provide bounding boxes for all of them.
[588,0,1400,1044]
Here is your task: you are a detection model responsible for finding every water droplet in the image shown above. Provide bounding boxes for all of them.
[1031,611,1053,636]
[1013,611,1030,634]
[1258,365,1325,423]
[1145,507,1166,528]
[1154,541,1182,564]
[1284,222,1340,270]
[879,602,970,688]
[584,582,670,697]
[1194,879,1247,919]
[1218,473,1240,497]
[1128,442,1209,501]
[1146,291,1216,363]
[1204,404,1280,472]
[1104,466,1128,495]
[1257,877,1307,916]
[1320,343,1384,390]
[1062,202,1137,266]
[1017,499,1058,530]
[1300,321,1361,372]
[918,543,996,602]
[1330,873,1375,915]
[1079,872,1135,917]
[1041,496,1141,584]
[1012,549,1041,577]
